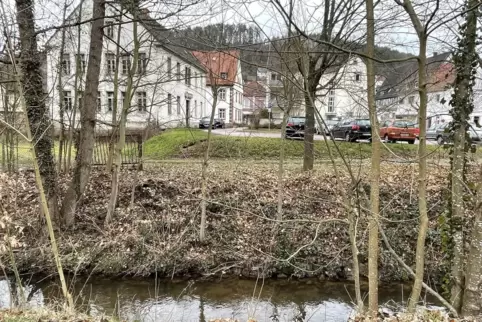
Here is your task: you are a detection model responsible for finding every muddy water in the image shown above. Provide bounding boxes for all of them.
[0,278,440,321]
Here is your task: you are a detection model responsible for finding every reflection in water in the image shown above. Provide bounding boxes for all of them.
[0,278,439,322]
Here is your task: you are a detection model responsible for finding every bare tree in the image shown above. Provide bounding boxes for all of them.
[106,3,141,224]
[61,0,106,227]
[366,0,380,315]
[15,0,60,219]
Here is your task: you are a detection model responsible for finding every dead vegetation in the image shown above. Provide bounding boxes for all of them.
[0,161,469,284]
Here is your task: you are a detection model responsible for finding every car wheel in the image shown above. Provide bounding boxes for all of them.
[408,140,415,144]
[384,134,389,143]
[345,132,351,142]
[437,136,444,145]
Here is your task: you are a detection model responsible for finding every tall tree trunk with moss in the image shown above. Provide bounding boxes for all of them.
[15,0,59,220]
[61,0,105,227]
[366,0,380,315]
[449,0,479,313]
[106,9,139,225]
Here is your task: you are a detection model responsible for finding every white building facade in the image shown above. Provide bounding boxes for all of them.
[316,57,368,120]
[45,0,208,133]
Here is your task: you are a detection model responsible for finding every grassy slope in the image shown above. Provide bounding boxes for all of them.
[144,128,450,161]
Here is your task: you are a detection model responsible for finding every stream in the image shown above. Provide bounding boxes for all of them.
[0,277,441,321]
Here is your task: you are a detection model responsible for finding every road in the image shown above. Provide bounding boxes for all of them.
[206,127,437,145]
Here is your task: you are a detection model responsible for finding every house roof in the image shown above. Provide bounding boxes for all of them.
[376,52,452,100]
[191,50,240,86]
[244,81,266,97]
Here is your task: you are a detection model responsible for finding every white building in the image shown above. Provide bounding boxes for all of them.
[375,52,482,127]
[44,1,208,133]
[316,57,368,120]
[192,50,244,124]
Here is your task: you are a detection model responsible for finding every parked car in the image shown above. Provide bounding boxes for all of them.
[379,120,418,144]
[285,116,306,138]
[316,119,340,136]
[199,116,225,129]
[426,122,449,145]
[331,119,372,142]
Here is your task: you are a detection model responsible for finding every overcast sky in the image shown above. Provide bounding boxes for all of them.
[0,0,466,56]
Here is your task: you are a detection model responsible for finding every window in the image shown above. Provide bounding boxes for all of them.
[63,91,72,110]
[219,88,226,101]
[219,108,226,119]
[97,91,101,111]
[399,98,404,104]
[167,93,172,115]
[121,91,126,106]
[137,92,147,112]
[76,53,86,73]
[122,54,130,75]
[107,91,114,111]
[105,21,114,38]
[355,73,361,82]
[194,72,198,88]
[200,102,203,116]
[220,72,227,79]
[176,62,181,81]
[408,96,415,104]
[138,53,147,74]
[176,96,181,114]
[185,67,191,86]
[328,90,335,113]
[435,93,441,102]
[106,53,116,74]
[167,57,172,79]
[62,54,71,75]
[77,91,83,109]
[194,100,197,117]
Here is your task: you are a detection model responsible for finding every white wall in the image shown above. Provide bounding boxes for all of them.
[45,0,207,132]
[316,57,368,119]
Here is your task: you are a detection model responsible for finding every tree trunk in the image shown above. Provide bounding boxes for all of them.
[277,113,288,220]
[66,1,84,171]
[200,87,218,241]
[461,165,482,316]
[453,0,479,313]
[15,0,59,220]
[61,0,105,227]
[107,10,123,173]
[366,0,380,315]
[105,13,139,225]
[303,85,315,171]
[408,36,429,312]
[56,2,68,174]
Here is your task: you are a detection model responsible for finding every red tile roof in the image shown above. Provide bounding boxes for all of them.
[192,50,240,86]
[244,81,267,97]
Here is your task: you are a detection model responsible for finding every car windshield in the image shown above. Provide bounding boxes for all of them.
[355,119,370,125]
[289,117,305,122]
[394,121,415,128]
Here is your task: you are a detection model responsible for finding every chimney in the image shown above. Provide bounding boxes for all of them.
[433,52,438,57]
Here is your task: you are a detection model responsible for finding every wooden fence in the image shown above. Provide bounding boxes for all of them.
[93,134,143,168]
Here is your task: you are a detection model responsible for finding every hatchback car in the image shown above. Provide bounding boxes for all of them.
[331,119,372,142]
[199,116,225,129]
[285,117,306,138]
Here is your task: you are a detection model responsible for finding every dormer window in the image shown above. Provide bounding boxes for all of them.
[355,73,361,82]
[220,72,227,79]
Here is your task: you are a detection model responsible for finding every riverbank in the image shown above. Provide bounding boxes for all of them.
[0,161,465,283]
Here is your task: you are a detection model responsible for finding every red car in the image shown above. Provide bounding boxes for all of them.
[380,120,418,144]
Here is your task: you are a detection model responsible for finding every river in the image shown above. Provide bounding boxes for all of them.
[0,277,440,321]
